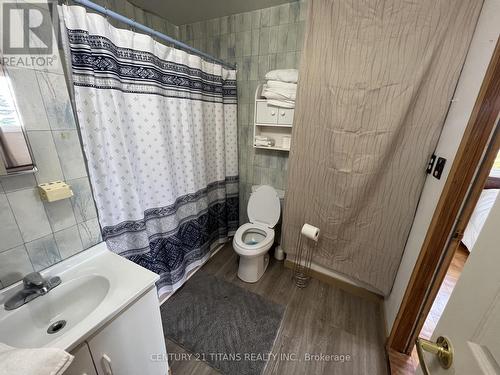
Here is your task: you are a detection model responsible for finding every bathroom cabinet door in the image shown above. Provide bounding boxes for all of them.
[87,288,168,375]
[277,108,294,125]
[255,102,278,124]
[66,342,98,375]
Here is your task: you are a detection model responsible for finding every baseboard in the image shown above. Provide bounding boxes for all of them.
[284,258,383,304]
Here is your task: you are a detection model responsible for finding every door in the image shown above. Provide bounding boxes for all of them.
[416,194,500,374]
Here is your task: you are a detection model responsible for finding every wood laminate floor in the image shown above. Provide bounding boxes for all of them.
[166,243,389,375]
[388,244,468,375]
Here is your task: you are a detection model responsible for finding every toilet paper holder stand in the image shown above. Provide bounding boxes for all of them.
[292,224,320,288]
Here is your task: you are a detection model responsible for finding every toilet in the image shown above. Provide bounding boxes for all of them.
[233,185,281,283]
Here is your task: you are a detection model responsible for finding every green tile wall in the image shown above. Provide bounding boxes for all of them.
[179,1,307,223]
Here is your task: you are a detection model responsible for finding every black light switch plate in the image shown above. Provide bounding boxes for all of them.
[433,157,447,179]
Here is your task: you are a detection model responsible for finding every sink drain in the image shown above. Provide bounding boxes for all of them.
[47,320,66,334]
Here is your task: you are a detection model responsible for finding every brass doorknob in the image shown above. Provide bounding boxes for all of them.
[416,336,453,375]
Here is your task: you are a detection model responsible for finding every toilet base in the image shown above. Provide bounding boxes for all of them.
[237,253,270,283]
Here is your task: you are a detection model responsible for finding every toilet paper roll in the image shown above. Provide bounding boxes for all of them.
[301,223,320,242]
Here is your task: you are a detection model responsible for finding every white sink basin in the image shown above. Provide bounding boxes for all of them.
[0,243,158,350]
[0,275,109,348]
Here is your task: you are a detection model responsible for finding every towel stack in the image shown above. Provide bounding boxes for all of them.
[255,136,275,147]
[261,69,298,108]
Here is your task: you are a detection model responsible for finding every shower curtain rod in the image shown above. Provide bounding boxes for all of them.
[71,0,237,69]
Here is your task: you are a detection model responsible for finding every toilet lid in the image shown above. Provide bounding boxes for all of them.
[247,185,281,228]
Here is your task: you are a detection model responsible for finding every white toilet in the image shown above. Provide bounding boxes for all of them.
[233,185,281,283]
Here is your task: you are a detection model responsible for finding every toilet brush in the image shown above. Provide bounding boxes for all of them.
[293,224,320,288]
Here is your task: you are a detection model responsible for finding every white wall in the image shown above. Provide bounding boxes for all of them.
[385,0,500,333]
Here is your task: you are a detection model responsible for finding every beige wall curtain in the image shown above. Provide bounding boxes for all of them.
[282,0,483,295]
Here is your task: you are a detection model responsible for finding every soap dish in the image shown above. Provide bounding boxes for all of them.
[38,181,74,202]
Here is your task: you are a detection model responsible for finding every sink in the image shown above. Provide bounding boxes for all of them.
[0,275,109,348]
[0,242,159,350]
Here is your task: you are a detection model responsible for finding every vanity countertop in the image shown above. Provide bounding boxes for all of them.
[0,242,159,351]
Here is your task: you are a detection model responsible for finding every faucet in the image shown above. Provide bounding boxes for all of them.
[3,272,61,311]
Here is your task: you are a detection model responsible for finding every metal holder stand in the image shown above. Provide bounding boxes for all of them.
[293,233,316,288]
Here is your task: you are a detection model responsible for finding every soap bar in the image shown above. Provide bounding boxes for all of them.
[38,181,74,202]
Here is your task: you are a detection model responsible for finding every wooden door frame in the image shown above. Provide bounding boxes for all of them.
[387,37,500,355]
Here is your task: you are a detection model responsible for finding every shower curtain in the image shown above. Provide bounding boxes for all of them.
[282,0,483,295]
[60,5,238,295]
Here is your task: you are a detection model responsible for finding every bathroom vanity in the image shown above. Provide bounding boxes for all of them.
[65,287,166,375]
[0,243,168,375]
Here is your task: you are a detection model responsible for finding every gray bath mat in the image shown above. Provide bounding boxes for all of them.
[160,272,285,375]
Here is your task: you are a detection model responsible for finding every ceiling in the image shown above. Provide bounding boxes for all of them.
[129,0,296,25]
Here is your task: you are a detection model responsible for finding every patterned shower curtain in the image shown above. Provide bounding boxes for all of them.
[60,5,238,296]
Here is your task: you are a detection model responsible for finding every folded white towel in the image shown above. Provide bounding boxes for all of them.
[0,342,74,375]
[262,84,296,101]
[267,99,295,108]
[264,69,299,83]
[266,80,297,91]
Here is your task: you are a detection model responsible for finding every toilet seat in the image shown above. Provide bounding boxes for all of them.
[247,186,281,228]
[233,223,275,257]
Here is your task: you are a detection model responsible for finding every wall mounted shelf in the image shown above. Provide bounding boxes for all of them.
[253,84,294,152]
